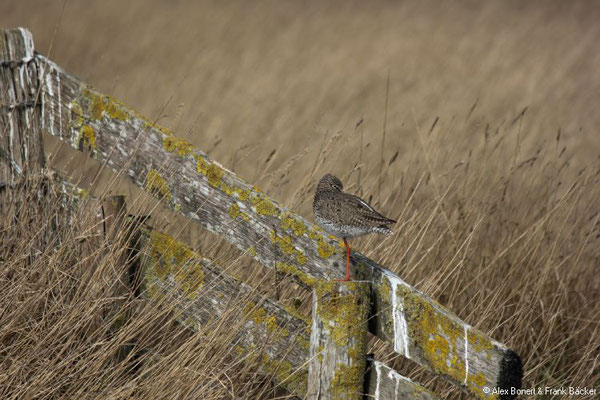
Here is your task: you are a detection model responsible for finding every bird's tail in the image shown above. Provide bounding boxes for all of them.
[373,225,394,235]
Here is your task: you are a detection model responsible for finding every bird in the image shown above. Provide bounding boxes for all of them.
[313,174,396,281]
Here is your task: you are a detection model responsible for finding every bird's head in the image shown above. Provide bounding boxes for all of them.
[317,174,343,192]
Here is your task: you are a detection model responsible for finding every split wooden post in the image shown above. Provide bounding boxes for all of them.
[0,28,44,184]
[307,281,371,400]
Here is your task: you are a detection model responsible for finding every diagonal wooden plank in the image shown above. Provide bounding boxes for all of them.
[369,360,442,400]
[3,27,523,398]
[137,228,311,397]
[53,172,443,400]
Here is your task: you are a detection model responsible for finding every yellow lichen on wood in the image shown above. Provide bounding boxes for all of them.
[251,193,281,217]
[281,303,311,327]
[79,124,97,150]
[398,284,490,397]
[317,238,336,259]
[229,201,251,222]
[195,155,225,188]
[331,363,364,400]
[147,230,205,299]
[69,101,96,152]
[163,135,194,157]
[313,281,370,400]
[280,213,307,237]
[145,169,172,202]
[175,263,205,300]
[468,328,494,353]
[275,262,317,287]
[258,353,308,396]
[82,86,129,121]
[229,203,241,219]
[243,302,290,338]
[270,231,306,265]
[375,279,395,338]
[68,101,85,129]
[314,281,367,348]
[73,187,90,199]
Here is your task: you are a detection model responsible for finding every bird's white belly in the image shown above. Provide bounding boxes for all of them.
[315,216,370,238]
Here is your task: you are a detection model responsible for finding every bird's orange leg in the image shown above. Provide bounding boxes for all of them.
[335,238,351,282]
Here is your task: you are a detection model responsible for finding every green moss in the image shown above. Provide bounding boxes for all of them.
[145,169,172,202]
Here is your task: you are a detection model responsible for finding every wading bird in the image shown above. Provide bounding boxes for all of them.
[313,174,396,281]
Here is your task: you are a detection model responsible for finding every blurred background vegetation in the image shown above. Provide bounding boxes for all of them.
[1,1,599,399]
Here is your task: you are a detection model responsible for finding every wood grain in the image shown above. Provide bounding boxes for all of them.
[307,281,370,399]
[0,28,45,183]
[1,28,522,399]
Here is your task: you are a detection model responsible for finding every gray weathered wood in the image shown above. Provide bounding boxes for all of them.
[138,228,311,396]
[369,361,442,400]
[0,28,44,183]
[307,282,370,400]
[4,28,522,399]
[138,229,439,400]
[7,167,442,400]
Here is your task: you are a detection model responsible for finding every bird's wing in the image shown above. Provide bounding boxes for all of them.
[346,194,396,224]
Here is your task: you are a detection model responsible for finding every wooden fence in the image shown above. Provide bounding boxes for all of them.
[0,28,522,399]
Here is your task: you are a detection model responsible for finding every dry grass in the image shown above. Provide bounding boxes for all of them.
[1,1,600,399]
[0,177,296,399]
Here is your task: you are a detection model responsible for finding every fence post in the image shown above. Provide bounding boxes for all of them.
[307,281,371,400]
[101,194,130,309]
[0,28,44,184]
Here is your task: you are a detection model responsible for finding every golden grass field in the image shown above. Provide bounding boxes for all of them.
[1,1,600,399]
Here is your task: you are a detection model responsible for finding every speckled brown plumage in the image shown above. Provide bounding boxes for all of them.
[313,174,396,281]
[313,174,396,238]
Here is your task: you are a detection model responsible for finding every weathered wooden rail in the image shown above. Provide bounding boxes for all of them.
[1,28,522,399]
